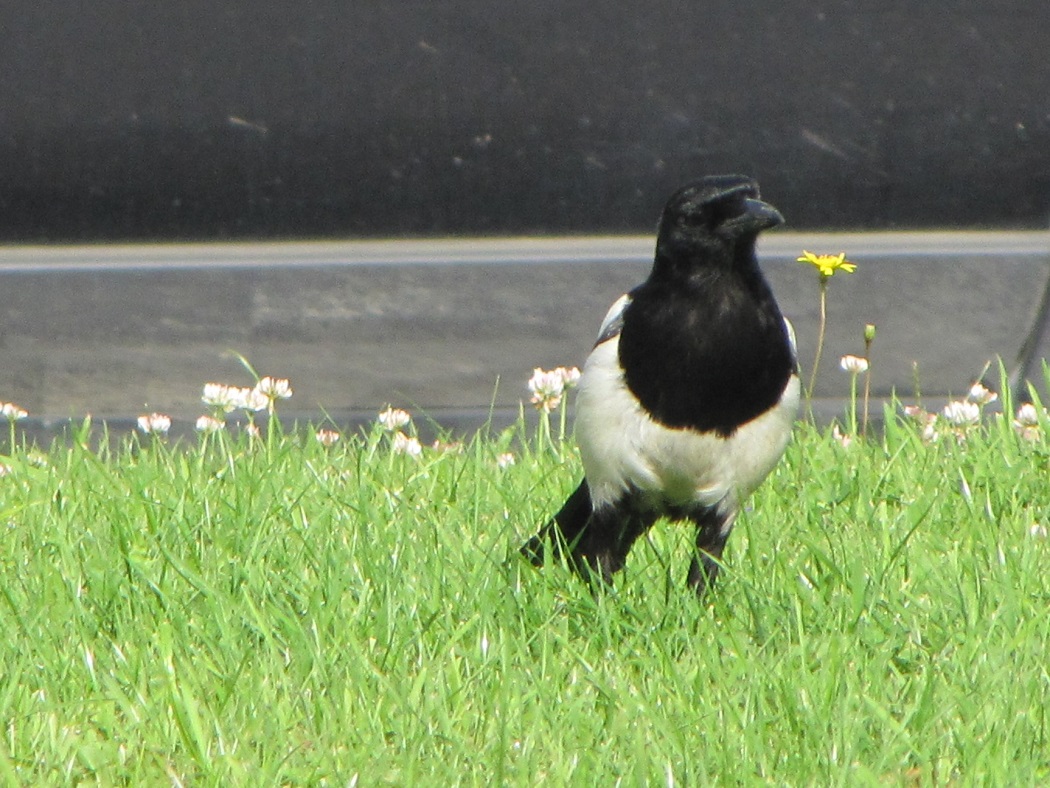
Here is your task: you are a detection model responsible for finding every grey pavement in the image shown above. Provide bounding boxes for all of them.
[2,231,1050,440]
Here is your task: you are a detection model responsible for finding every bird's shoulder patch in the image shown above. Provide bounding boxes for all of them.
[594,293,632,347]
[784,317,799,371]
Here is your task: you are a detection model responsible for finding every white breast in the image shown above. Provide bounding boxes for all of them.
[575,335,799,515]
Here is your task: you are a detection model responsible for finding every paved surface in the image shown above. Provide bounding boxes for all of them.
[2,231,1049,441]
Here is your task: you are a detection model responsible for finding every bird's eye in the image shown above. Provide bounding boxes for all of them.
[706,197,744,226]
[679,208,709,228]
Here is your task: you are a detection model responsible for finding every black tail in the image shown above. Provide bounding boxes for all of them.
[520,478,593,566]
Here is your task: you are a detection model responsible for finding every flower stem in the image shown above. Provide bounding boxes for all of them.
[848,372,859,436]
[806,277,829,411]
[862,363,872,438]
[558,396,568,445]
[861,327,876,437]
[538,410,551,456]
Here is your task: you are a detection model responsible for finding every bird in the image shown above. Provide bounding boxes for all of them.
[521,175,799,596]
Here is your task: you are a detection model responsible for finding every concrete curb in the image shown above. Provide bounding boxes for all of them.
[2,232,1049,441]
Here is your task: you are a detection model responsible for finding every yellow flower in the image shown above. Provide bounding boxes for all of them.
[797,250,856,278]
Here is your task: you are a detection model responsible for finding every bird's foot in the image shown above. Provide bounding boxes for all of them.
[519,533,547,566]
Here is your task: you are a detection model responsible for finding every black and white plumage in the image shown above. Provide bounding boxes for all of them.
[521,175,799,595]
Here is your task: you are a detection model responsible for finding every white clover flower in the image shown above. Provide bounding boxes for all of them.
[392,431,422,457]
[244,422,262,439]
[1013,403,1043,442]
[0,463,12,477]
[902,405,938,441]
[230,386,269,413]
[0,402,28,421]
[1029,524,1049,539]
[921,421,940,444]
[431,439,464,454]
[967,382,998,406]
[839,354,869,375]
[377,406,412,431]
[555,366,582,388]
[903,404,931,423]
[831,424,853,448]
[942,400,980,427]
[25,451,48,469]
[195,415,225,434]
[1015,403,1042,427]
[528,367,566,413]
[315,428,341,447]
[496,452,517,468]
[1016,426,1041,443]
[202,383,238,414]
[201,383,226,401]
[137,412,172,435]
[255,376,293,401]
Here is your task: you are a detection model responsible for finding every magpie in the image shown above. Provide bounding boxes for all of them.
[521,175,799,595]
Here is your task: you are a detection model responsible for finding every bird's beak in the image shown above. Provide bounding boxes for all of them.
[719,198,784,236]
[744,198,784,229]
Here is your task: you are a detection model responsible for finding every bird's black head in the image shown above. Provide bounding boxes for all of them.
[654,175,784,270]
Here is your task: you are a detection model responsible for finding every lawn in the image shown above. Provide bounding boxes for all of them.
[1,387,1049,785]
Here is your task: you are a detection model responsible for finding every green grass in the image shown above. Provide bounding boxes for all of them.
[2,406,1050,786]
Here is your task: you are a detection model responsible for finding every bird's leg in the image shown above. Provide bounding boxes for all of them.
[686,506,734,597]
[520,479,592,566]
[572,504,654,588]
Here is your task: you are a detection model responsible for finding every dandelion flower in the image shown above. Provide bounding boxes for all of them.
[496,452,516,468]
[528,367,566,413]
[195,415,225,434]
[315,428,341,447]
[392,431,422,457]
[255,376,293,401]
[798,250,857,403]
[137,412,172,435]
[942,400,980,427]
[797,250,857,278]
[839,354,869,374]
[0,402,28,421]
[967,382,998,406]
[377,406,412,431]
